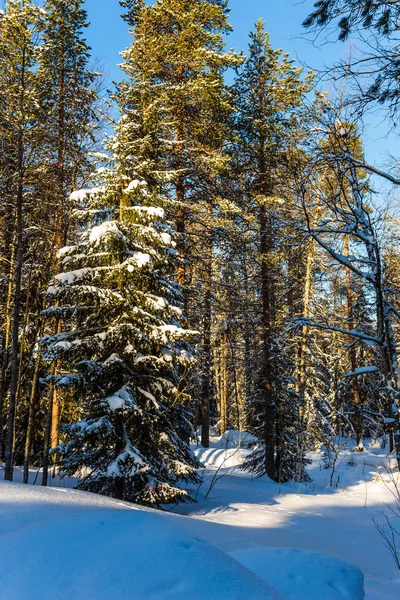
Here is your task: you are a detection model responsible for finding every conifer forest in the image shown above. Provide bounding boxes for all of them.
[2,1,400,599]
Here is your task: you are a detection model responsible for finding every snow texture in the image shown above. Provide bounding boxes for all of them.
[231,548,364,600]
[345,366,379,377]
[89,220,122,243]
[70,187,105,202]
[2,432,400,599]
[173,431,400,600]
[0,482,280,600]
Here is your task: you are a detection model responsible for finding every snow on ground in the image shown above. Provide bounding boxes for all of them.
[231,547,364,600]
[0,482,280,600]
[1,432,400,599]
[168,431,400,600]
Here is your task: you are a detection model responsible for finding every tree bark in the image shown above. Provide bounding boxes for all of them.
[259,199,275,479]
[228,333,240,430]
[243,252,253,405]
[201,202,213,448]
[49,38,66,466]
[4,41,26,479]
[0,223,16,457]
[23,341,41,484]
[42,371,56,487]
[294,234,316,482]
[219,329,228,435]
[344,235,363,447]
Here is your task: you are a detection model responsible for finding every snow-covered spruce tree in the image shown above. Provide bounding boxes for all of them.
[41,177,200,505]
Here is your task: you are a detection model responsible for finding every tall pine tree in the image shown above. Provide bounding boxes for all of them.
[35,0,98,484]
[233,20,314,481]
[118,0,241,448]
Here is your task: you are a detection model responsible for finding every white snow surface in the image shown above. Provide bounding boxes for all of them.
[346,366,379,377]
[125,179,145,193]
[231,547,364,600]
[0,482,279,600]
[70,187,105,202]
[172,432,400,600]
[222,428,258,447]
[89,220,122,243]
[2,432,400,599]
[105,387,134,411]
[134,205,165,218]
[130,251,151,267]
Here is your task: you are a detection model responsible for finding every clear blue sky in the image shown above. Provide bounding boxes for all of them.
[84,0,346,83]
[83,0,397,173]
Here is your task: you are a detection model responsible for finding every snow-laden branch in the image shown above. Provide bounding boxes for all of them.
[308,231,376,284]
[294,318,381,345]
[348,156,400,186]
[345,366,379,378]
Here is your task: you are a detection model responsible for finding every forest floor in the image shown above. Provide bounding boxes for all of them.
[172,431,400,600]
[1,433,400,599]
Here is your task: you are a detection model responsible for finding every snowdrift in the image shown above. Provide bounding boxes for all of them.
[231,547,364,600]
[192,429,255,469]
[0,482,281,600]
[221,429,257,447]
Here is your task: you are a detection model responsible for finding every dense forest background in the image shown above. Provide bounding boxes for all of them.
[1,0,400,505]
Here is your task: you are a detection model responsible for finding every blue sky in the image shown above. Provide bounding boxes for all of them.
[83,0,397,173]
[84,0,346,83]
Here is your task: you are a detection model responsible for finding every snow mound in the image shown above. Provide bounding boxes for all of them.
[222,429,257,448]
[231,547,364,600]
[194,444,249,469]
[0,482,281,600]
[192,429,255,470]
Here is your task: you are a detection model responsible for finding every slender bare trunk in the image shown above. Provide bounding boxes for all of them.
[201,202,213,448]
[228,334,240,430]
[219,329,228,435]
[3,32,28,480]
[294,234,315,482]
[243,254,253,406]
[4,128,24,481]
[49,10,67,469]
[259,200,275,479]
[176,201,186,288]
[23,340,41,484]
[175,61,186,290]
[344,235,363,447]
[42,368,56,486]
[0,224,16,455]
[375,244,398,454]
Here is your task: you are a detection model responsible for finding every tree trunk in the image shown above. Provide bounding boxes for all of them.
[0,223,16,457]
[229,334,240,431]
[113,406,125,500]
[294,234,315,482]
[176,200,186,288]
[219,329,229,435]
[243,253,253,406]
[375,243,398,455]
[344,235,363,448]
[214,345,220,413]
[49,10,67,468]
[175,61,186,290]
[259,200,275,479]
[42,366,56,486]
[201,202,213,448]
[23,342,41,484]
[4,70,25,480]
